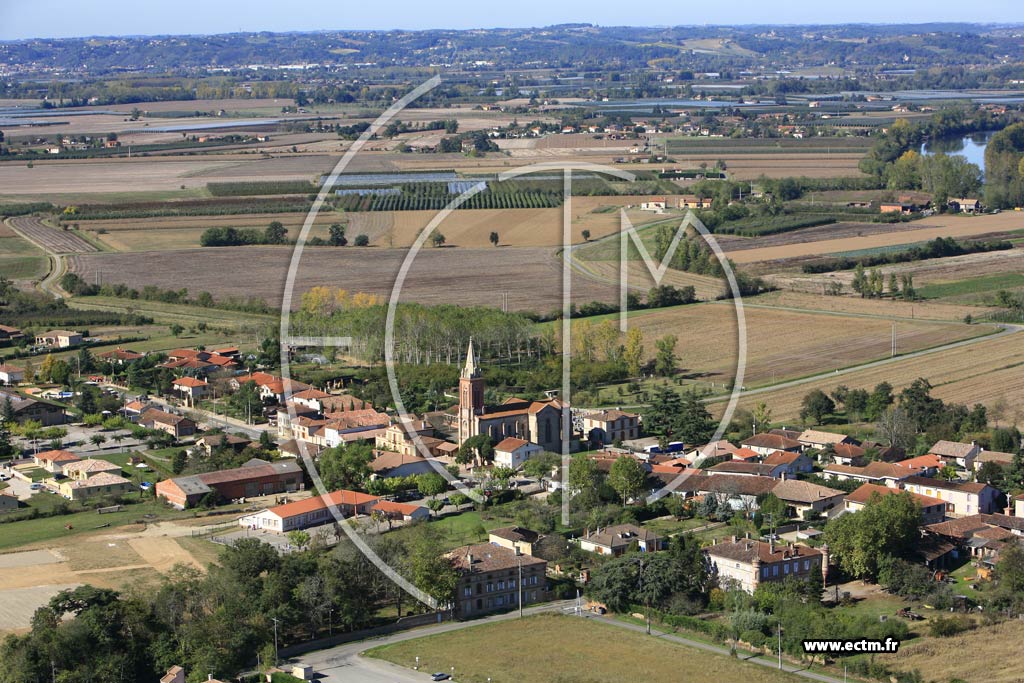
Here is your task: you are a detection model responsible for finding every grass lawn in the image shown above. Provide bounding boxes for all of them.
[916,272,1024,300]
[68,295,275,331]
[365,613,805,683]
[642,516,709,537]
[175,536,222,568]
[0,234,46,280]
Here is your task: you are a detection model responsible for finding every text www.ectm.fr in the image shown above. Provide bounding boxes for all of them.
[802,638,900,654]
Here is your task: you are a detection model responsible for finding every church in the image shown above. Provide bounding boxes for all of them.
[457,339,569,453]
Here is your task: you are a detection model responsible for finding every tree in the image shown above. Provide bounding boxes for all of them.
[416,472,447,500]
[581,229,591,241]
[752,402,773,434]
[851,264,868,297]
[623,328,644,377]
[523,451,559,481]
[264,221,288,244]
[89,434,106,450]
[489,231,499,246]
[608,456,646,505]
[875,406,917,450]
[319,443,373,490]
[286,530,311,550]
[758,492,788,523]
[568,452,601,509]
[653,334,678,377]
[171,449,187,474]
[677,391,714,445]
[328,223,348,246]
[645,388,682,445]
[169,323,184,337]
[823,491,922,580]
[865,382,895,421]
[800,389,835,424]
[430,231,446,248]
[354,234,369,246]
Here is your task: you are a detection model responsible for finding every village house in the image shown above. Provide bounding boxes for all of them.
[686,440,740,462]
[0,363,25,385]
[741,433,802,456]
[172,377,208,403]
[640,196,668,212]
[762,450,815,475]
[239,489,380,532]
[578,523,662,556]
[231,372,312,403]
[928,440,981,470]
[678,195,713,209]
[58,472,134,501]
[370,499,429,523]
[705,537,827,593]
[822,461,920,487]
[195,433,254,456]
[61,458,123,480]
[493,437,543,469]
[770,478,845,519]
[901,476,1000,517]
[896,453,946,476]
[707,461,787,478]
[369,451,437,479]
[0,492,18,512]
[34,449,81,474]
[322,409,391,447]
[34,330,82,348]
[140,408,197,439]
[975,450,1016,472]
[375,417,443,456]
[97,348,145,366]
[830,443,867,466]
[948,198,981,214]
[449,543,548,619]
[0,325,24,345]
[582,409,640,446]
[0,390,66,425]
[798,429,857,451]
[489,526,542,556]
[156,458,303,509]
[843,483,948,524]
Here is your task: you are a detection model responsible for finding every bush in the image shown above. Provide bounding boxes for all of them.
[741,629,766,648]
[929,615,974,637]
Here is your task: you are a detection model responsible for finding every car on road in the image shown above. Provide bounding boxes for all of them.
[0,473,11,481]
[29,483,42,490]
[431,674,451,681]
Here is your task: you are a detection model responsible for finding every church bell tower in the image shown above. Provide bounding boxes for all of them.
[458,338,485,444]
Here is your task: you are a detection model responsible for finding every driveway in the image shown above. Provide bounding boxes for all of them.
[1,472,39,501]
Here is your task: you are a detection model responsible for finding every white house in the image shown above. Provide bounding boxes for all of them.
[0,364,25,386]
[493,437,543,469]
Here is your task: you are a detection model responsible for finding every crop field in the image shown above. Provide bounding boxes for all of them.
[731,330,1024,420]
[728,212,1024,263]
[607,300,989,388]
[366,613,804,683]
[0,233,47,280]
[916,272,1024,300]
[744,290,986,323]
[67,246,623,312]
[8,216,98,253]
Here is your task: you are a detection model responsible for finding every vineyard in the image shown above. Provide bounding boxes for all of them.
[206,180,317,196]
[69,196,314,219]
[333,180,564,211]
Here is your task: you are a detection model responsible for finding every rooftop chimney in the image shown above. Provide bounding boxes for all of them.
[769,539,775,554]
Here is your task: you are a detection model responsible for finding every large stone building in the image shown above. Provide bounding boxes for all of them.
[156,458,303,508]
[706,537,828,593]
[456,340,568,452]
[448,542,548,618]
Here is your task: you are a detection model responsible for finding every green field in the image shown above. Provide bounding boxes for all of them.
[0,234,46,279]
[916,273,1024,300]
[366,613,805,683]
[69,295,276,330]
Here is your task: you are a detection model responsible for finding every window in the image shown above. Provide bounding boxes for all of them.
[784,563,790,574]
[761,567,769,578]
[803,560,810,571]
[486,583,493,593]
[772,565,778,576]
[509,579,516,588]
[497,580,505,590]
[464,587,472,597]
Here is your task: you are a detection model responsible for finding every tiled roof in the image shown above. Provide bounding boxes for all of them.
[742,433,801,451]
[489,526,541,544]
[771,479,844,504]
[36,449,80,463]
[844,483,945,509]
[581,523,659,550]
[824,461,918,480]
[798,429,851,445]
[449,543,546,573]
[896,454,944,470]
[173,377,208,388]
[64,472,132,489]
[495,437,532,452]
[763,451,803,466]
[62,459,122,475]
[707,538,823,565]
[708,461,779,476]
[371,500,427,517]
[903,475,991,494]
[701,473,777,496]
[266,490,379,520]
[929,440,978,459]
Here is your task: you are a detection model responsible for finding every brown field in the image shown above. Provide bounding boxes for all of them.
[67,245,622,312]
[733,329,1024,419]
[8,215,98,253]
[577,260,725,301]
[746,290,985,322]
[730,212,1024,263]
[602,300,987,388]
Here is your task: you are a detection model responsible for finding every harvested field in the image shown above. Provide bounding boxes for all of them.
[729,212,1024,263]
[733,329,1024,419]
[615,301,988,388]
[127,537,204,572]
[746,290,985,322]
[60,540,145,571]
[67,245,621,312]
[0,584,81,631]
[8,215,97,253]
[0,158,242,196]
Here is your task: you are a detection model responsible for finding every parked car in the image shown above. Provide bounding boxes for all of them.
[29,483,42,490]
[431,674,451,682]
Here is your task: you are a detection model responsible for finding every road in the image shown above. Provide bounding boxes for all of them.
[297,601,851,683]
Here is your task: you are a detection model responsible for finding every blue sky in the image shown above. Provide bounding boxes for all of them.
[0,0,1020,40]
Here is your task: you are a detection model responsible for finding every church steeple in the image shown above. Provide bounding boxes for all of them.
[461,338,480,379]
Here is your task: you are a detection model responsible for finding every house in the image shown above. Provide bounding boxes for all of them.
[582,409,640,445]
[762,450,814,475]
[489,526,542,556]
[830,443,867,466]
[579,523,662,556]
[741,433,802,456]
[34,449,81,474]
[35,330,82,348]
[97,348,144,366]
[896,453,945,477]
[58,472,134,501]
[160,666,185,683]
[156,458,304,509]
[770,479,845,519]
[822,461,920,487]
[122,400,149,423]
[0,390,66,426]
[493,437,543,469]
[880,202,917,215]
[975,450,1016,471]
[375,417,438,456]
[0,364,25,385]
[232,372,311,403]
[640,197,668,212]
[901,476,1000,517]
[928,440,981,470]
[948,198,981,214]
[140,408,197,438]
[678,195,713,209]
[707,461,786,478]
[705,537,827,593]
[369,451,437,479]
[321,409,390,447]
[686,440,740,462]
[172,377,208,402]
[0,325,24,344]
[843,483,948,524]
[449,543,548,619]
[798,429,856,451]
[195,433,253,456]
[729,447,762,462]
[277,439,324,459]
[682,473,778,511]
[0,492,20,511]
[370,499,429,522]
[61,458,123,480]
[240,489,380,532]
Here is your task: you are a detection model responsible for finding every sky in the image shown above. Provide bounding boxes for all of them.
[0,0,1022,40]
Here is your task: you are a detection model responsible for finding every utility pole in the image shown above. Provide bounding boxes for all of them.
[777,623,782,669]
[271,616,280,666]
[516,547,524,618]
[892,321,897,358]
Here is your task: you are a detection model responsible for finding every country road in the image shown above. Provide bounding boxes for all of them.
[5,216,69,299]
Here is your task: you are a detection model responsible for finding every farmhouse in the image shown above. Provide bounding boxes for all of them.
[493,437,543,469]
[579,524,662,556]
[35,330,82,348]
[797,429,856,451]
[928,440,980,470]
[822,461,920,487]
[140,408,197,438]
[741,433,801,456]
[770,479,845,518]
[0,363,25,385]
[705,537,827,593]
[582,409,640,446]
[240,489,380,532]
[489,526,542,556]
[457,340,569,453]
[449,543,548,618]
[640,197,668,212]
[156,458,304,509]
[975,450,1016,471]
[678,195,713,209]
[948,198,981,213]
[97,348,145,365]
[843,483,948,524]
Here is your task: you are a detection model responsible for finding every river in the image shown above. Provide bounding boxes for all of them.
[920,131,994,173]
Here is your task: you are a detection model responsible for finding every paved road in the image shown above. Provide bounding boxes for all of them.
[296,600,850,683]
